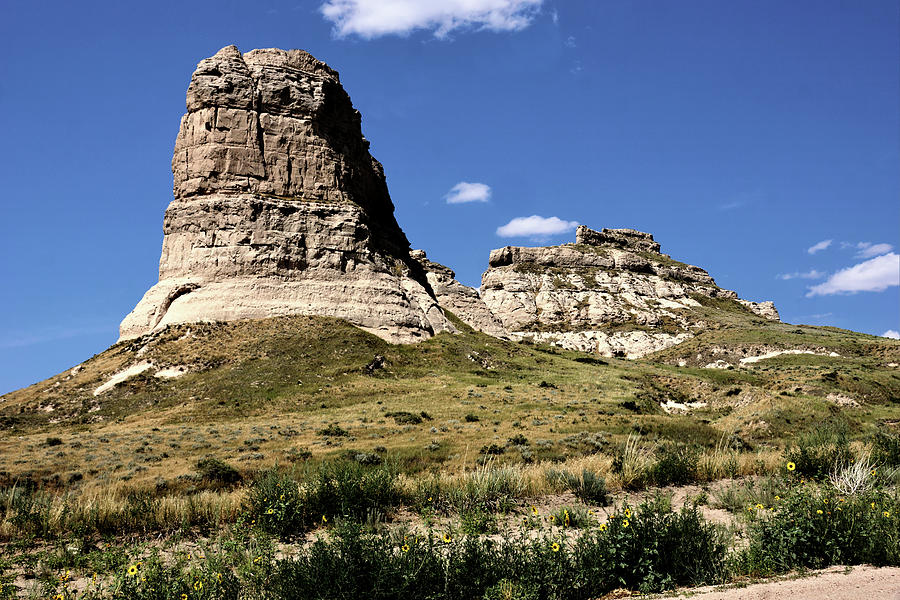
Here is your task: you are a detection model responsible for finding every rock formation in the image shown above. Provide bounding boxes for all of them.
[410,250,507,338]
[480,225,779,357]
[120,46,457,343]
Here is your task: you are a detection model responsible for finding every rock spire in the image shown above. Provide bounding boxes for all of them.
[120,46,455,342]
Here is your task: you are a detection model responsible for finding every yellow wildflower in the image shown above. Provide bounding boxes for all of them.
[599,523,607,531]
[401,544,410,552]
[551,543,560,552]
[194,580,203,591]
[816,509,823,514]
[885,511,892,518]
[443,533,452,543]
[786,462,796,471]
[622,519,629,528]
[624,509,631,518]
[127,564,139,576]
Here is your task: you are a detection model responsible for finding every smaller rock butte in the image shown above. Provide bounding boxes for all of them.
[479,225,779,358]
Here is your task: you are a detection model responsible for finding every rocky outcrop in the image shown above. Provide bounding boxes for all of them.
[121,46,456,343]
[480,226,779,358]
[410,250,507,338]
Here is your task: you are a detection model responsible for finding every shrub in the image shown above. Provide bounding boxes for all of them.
[872,430,900,468]
[574,499,728,593]
[546,469,611,506]
[480,444,505,456]
[460,508,499,535]
[246,462,405,538]
[384,411,422,425]
[195,457,242,486]
[784,421,852,480]
[317,424,349,437]
[464,414,481,423]
[651,444,699,486]
[742,487,900,574]
[550,505,593,529]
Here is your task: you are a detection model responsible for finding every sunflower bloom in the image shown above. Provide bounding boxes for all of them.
[443,533,452,543]
[127,564,139,576]
[194,580,203,591]
[599,523,607,531]
[622,519,629,528]
[885,511,892,518]
[624,509,631,518]
[401,544,410,552]
[551,543,560,552]
[816,509,823,514]
[786,462,796,471]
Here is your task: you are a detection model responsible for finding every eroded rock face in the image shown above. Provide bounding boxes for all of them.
[410,250,507,338]
[121,46,455,342]
[480,226,779,358]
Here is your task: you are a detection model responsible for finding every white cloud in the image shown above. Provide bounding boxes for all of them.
[807,239,832,254]
[806,252,900,296]
[883,330,900,340]
[496,215,578,238]
[320,0,544,39]
[777,269,825,281]
[444,182,491,204]
[855,242,894,258]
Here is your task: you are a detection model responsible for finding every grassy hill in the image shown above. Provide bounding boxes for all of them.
[1,312,897,495]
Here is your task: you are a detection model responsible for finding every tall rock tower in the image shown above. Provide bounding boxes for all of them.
[120,46,455,342]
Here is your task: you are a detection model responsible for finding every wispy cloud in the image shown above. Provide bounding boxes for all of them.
[718,200,745,211]
[883,329,900,340]
[777,269,825,281]
[496,215,578,238]
[806,252,900,296]
[320,0,544,39]
[444,182,491,204]
[854,242,894,259]
[807,239,832,255]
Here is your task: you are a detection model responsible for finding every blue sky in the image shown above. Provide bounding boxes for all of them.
[1,0,898,395]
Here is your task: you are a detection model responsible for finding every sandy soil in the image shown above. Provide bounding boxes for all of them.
[671,565,900,600]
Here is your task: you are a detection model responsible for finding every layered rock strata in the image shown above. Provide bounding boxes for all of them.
[121,46,456,343]
[480,226,779,358]
[410,250,507,338]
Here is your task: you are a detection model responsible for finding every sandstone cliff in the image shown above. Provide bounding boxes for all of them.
[121,46,457,343]
[410,250,507,338]
[480,225,779,357]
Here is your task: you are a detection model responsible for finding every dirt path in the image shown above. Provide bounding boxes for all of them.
[671,566,900,600]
